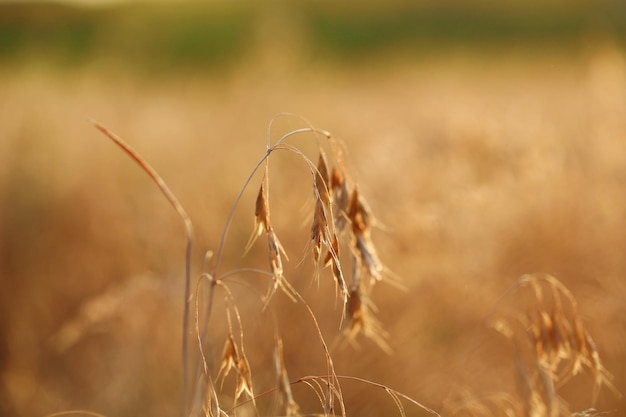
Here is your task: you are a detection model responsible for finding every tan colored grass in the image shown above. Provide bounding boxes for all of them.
[92,115,403,417]
[273,335,301,417]
[5,47,626,417]
[448,274,621,417]
[92,113,623,417]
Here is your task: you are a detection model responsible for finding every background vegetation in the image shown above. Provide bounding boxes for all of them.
[1,1,625,416]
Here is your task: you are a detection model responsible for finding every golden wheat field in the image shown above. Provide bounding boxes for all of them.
[1,24,626,417]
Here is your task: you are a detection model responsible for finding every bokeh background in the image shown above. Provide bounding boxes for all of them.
[1,0,626,416]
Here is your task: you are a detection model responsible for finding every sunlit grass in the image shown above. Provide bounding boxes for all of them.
[0,34,625,417]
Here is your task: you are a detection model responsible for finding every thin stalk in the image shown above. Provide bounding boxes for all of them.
[212,127,330,277]
[91,120,194,416]
[228,375,441,417]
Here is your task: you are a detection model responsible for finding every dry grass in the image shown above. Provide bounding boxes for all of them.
[90,114,408,416]
[1,42,625,417]
[445,273,621,417]
[90,115,621,417]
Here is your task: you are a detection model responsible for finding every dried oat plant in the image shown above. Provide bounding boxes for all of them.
[92,115,432,417]
[449,273,621,417]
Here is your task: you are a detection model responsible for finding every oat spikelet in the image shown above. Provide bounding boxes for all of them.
[330,166,350,234]
[217,309,239,389]
[342,286,391,354]
[323,233,340,269]
[348,188,368,234]
[262,227,297,308]
[325,234,347,301]
[348,188,384,284]
[355,234,383,283]
[310,198,330,266]
[315,152,332,208]
[244,181,270,255]
[310,152,335,265]
[235,348,254,401]
[307,151,351,301]
[217,333,239,388]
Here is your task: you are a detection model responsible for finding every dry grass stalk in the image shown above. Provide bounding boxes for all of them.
[244,168,296,306]
[273,336,301,417]
[297,375,440,417]
[44,411,110,417]
[91,115,624,417]
[91,120,196,413]
[211,119,393,415]
[299,301,346,417]
[240,122,392,349]
[93,117,410,417]
[487,273,621,417]
[203,377,227,417]
[449,274,620,417]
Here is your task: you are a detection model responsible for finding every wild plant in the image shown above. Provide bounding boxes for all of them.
[446,273,621,417]
[91,115,436,417]
[90,117,618,417]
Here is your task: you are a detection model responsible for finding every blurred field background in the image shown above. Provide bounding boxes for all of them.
[1,0,626,416]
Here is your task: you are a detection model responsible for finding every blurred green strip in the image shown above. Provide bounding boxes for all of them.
[0,3,98,60]
[0,2,625,70]
[307,5,626,54]
[0,2,253,70]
